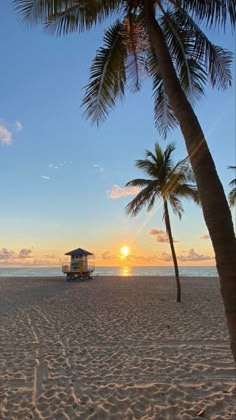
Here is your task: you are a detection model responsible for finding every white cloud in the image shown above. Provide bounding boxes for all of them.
[108,184,140,199]
[49,161,72,169]
[93,163,104,173]
[15,120,23,131]
[49,163,59,169]
[40,175,50,180]
[0,125,12,145]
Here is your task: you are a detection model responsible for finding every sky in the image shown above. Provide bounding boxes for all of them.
[0,2,235,267]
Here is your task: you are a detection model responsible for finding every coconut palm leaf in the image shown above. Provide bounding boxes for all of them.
[123,13,148,92]
[125,181,158,216]
[167,194,184,219]
[229,188,236,207]
[14,0,121,32]
[160,10,207,101]
[148,50,178,137]
[179,0,236,28]
[172,8,233,89]
[228,166,236,207]
[82,21,127,125]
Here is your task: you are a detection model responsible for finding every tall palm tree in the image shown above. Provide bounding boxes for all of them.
[125,143,199,303]
[228,166,236,207]
[14,1,236,361]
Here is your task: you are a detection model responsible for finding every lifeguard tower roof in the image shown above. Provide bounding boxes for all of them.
[65,248,93,256]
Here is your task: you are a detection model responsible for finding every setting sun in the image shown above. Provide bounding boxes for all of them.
[120,246,130,257]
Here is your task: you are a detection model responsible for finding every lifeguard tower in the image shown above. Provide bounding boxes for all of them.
[62,248,94,281]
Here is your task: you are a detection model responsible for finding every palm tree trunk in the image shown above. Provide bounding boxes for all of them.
[163,199,181,302]
[143,0,236,361]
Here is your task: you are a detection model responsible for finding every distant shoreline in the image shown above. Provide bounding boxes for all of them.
[0,265,218,277]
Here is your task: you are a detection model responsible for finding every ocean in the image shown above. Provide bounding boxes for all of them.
[0,266,218,277]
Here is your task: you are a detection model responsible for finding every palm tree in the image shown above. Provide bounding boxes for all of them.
[14,1,236,361]
[125,143,199,303]
[228,166,236,207]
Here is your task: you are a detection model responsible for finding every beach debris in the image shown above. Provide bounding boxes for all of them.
[196,408,205,417]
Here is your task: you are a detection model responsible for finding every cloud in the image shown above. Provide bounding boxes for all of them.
[49,163,59,169]
[49,161,72,169]
[160,248,214,262]
[0,248,32,260]
[0,247,63,266]
[100,251,115,260]
[40,175,50,180]
[200,234,210,240]
[178,248,214,261]
[15,120,23,131]
[0,248,16,259]
[93,163,104,173]
[44,254,57,259]
[108,184,140,199]
[148,229,179,243]
[18,249,32,258]
[0,125,12,145]
[128,254,159,263]
[159,252,173,262]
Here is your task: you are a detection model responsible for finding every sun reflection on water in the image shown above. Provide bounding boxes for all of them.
[120,266,132,277]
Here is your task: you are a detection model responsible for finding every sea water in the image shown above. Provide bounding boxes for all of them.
[0,266,218,277]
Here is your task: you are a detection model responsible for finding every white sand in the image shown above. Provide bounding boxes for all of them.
[0,276,235,419]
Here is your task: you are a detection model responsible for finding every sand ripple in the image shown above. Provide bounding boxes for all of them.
[0,276,235,419]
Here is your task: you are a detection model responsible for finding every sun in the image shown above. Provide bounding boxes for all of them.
[120,246,130,257]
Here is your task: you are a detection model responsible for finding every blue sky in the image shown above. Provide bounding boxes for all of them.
[0,2,235,267]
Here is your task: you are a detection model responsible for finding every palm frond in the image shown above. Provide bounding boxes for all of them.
[125,178,151,188]
[179,0,236,29]
[167,195,184,219]
[123,13,148,92]
[171,157,196,184]
[172,184,200,204]
[229,188,236,207]
[227,166,236,187]
[148,51,178,137]
[160,11,207,103]
[229,178,236,187]
[125,182,159,216]
[135,158,157,178]
[228,165,236,207]
[14,0,121,33]
[82,21,126,125]
[173,8,233,90]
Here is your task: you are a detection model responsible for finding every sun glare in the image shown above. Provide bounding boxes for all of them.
[121,246,130,257]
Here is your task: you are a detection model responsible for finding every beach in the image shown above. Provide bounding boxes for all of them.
[0,276,235,419]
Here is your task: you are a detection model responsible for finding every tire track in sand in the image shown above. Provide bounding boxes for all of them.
[27,314,44,419]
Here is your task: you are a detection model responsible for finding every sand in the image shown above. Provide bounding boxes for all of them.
[0,275,235,419]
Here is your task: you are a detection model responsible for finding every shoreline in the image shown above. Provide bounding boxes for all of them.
[1,276,235,419]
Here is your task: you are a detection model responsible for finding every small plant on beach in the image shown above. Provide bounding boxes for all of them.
[228,166,236,207]
[125,143,199,302]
